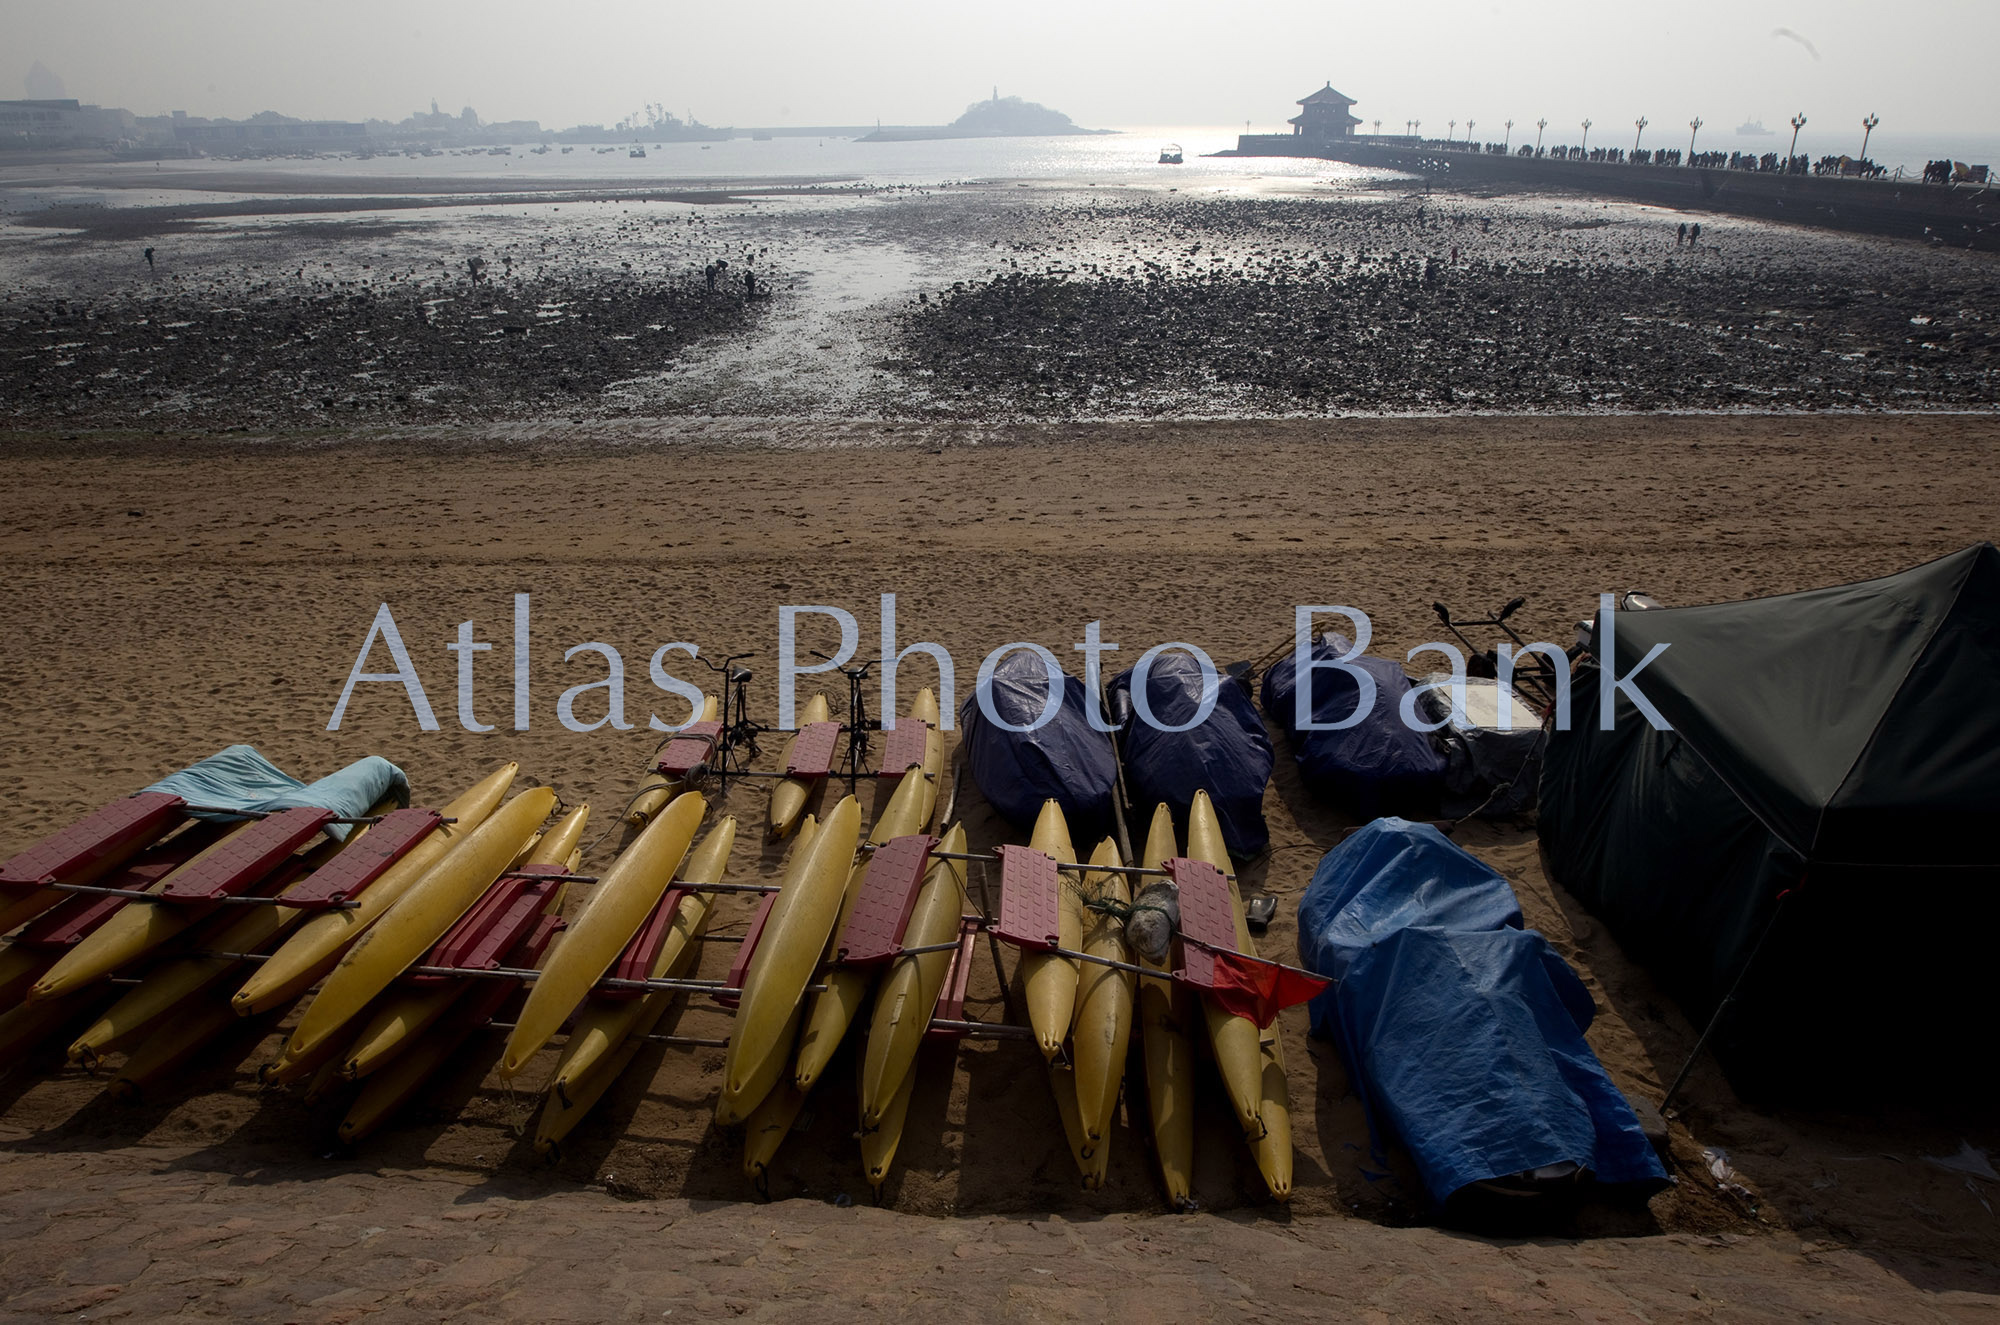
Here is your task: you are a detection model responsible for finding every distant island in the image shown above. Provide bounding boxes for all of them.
[858,92,1110,143]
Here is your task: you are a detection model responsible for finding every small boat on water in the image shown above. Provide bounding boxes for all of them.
[629,145,647,158]
[1159,142,1184,164]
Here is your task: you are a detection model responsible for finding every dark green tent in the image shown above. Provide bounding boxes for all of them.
[1540,544,2000,1100]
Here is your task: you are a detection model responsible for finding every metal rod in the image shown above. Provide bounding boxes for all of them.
[480,1021,732,1049]
[875,940,963,958]
[495,874,777,895]
[1039,944,1177,982]
[408,963,542,982]
[1178,935,1328,982]
[45,881,357,909]
[1100,685,1139,867]
[405,964,825,997]
[972,858,1015,1021]
[1661,890,1793,1114]
[176,806,455,826]
[929,1019,1037,1041]
[595,974,734,993]
[976,932,1320,984]
[861,844,1233,882]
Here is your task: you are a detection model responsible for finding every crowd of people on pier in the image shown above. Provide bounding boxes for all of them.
[1422,138,1911,180]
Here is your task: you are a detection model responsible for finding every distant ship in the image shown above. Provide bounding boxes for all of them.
[1737,119,1774,136]
[1159,142,1184,164]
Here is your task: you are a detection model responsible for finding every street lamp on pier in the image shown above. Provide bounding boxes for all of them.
[1687,116,1702,164]
[1788,113,1807,166]
[1633,116,1648,156]
[1581,118,1592,154]
[1466,118,1476,147]
[1535,118,1547,154]
[1504,119,1514,151]
[1449,119,1457,143]
[1859,113,1879,161]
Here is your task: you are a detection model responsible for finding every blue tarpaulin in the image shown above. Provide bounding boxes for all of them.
[1109,652,1274,858]
[1296,818,1666,1206]
[959,651,1118,845]
[141,745,410,841]
[1260,634,1446,819]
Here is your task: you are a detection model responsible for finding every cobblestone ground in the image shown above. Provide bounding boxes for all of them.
[2,1145,1995,1323]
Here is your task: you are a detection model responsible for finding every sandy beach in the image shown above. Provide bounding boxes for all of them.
[3,414,1998,1317]
[1,143,1998,1318]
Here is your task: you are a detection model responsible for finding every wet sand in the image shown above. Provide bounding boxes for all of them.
[2,416,1998,1316]
[4,175,1994,425]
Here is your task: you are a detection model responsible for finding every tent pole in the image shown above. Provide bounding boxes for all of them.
[1660,889,1794,1114]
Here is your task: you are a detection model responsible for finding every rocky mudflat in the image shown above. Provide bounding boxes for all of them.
[3,180,1996,427]
[897,195,2000,414]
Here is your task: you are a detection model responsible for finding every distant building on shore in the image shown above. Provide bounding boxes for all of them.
[1234,83,1361,156]
[169,114,366,150]
[0,99,138,148]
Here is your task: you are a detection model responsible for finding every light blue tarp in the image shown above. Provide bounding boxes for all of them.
[1296,817,1666,1207]
[141,745,410,841]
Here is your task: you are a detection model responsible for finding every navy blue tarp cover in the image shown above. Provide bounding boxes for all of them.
[959,651,1118,844]
[1297,818,1666,1206]
[1260,633,1446,818]
[142,745,411,842]
[1109,652,1274,858]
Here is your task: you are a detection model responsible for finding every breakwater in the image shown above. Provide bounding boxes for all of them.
[1225,137,1997,251]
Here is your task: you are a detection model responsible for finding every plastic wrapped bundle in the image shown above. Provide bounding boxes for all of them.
[1109,652,1274,858]
[1296,818,1666,1208]
[1409,675,1546,819]
[1260,633,1445,819]
[959,650,1118,843]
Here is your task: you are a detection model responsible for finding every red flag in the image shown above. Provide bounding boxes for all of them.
[1206,950,1329,1028]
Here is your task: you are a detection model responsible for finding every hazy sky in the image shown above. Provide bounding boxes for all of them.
[7,0,1996,137]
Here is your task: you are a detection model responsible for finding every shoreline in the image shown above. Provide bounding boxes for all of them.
[3,410,1985,458]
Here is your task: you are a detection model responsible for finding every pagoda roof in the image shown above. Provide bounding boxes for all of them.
[1298,83,1357,107]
